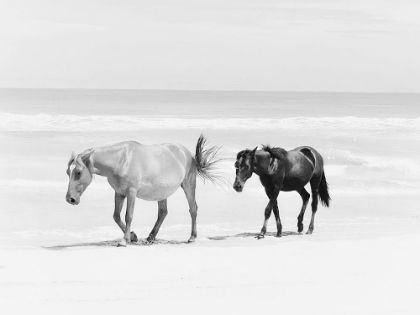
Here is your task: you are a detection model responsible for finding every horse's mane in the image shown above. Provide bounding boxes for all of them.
[261,145,288,160]
[236,149,253,159]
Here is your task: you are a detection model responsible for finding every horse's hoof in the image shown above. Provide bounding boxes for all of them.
[256,234,265,239]
[298,224,304,233]
[187,237,196,243]
[130,232,138,243]
[146,236,155,244]
[117,239,127,247]
[276,233,282,238]
[306,230,313,235]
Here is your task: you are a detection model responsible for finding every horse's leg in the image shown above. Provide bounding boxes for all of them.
[257,199,273,239]
[114,192,137,244]
[181,171,198,243]
[258,187,280,239]
[113,192,126,232]
[260,202,272,238]
[307,178,321,235]
[118,188,137,247]
[146,199,168,244]
[272,199,283,237]
[297,188,310,233]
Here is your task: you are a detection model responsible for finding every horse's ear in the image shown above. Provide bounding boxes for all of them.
[251,146,258,155]
[67,152,76,175]
[68,151,76,166]
[75,155,84,169]
[81,150,97,173]
[81,150,94,166]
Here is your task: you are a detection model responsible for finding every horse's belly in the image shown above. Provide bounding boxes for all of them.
[136,182,180,201]
[107,176,181,201]
[282,176,310,191]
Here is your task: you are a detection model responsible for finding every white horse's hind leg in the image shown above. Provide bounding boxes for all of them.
[147,199,168,244]
[181,171,198,243]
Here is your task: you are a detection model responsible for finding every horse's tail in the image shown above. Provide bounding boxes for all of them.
[318,172,331,207]
[194,135,226,185]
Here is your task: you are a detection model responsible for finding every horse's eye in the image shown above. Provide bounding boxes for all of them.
[234,162,238,168]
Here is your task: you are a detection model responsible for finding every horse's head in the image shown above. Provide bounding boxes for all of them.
[65,151,94,205]
[233,147,257,192]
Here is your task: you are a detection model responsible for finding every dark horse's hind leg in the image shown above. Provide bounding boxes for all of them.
[147,199,168,244]
[297,188,310,233]
[307,177,321,234]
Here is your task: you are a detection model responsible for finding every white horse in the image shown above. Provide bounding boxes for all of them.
[66,135,223,246]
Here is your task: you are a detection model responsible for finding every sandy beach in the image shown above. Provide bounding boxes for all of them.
[1,89,420,314]
[1,231,419,314]
[1,192,419,315]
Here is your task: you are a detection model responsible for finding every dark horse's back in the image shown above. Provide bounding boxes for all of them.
[264,145,330,207]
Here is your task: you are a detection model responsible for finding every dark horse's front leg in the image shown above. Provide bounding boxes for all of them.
[272,199,282,237]
[257,200,273,239]
[257,186,281,239]
[257,199,282,238]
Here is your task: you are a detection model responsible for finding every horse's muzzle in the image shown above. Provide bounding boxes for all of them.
[66,195,79,205]
[233,183,243,192]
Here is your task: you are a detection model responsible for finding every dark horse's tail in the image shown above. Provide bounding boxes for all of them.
[318,172,331,207]
[195,135,226,185]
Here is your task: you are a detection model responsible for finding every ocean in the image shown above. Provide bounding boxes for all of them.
[1,89,419,248]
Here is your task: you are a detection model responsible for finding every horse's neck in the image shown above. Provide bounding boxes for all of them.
[90,147,121,177]
[253,151,287,176]
[253,151,271,176]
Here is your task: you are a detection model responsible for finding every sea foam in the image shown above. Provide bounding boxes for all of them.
[1,112,419,133]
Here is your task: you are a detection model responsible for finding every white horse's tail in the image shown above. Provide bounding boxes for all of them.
[194,135,226,185]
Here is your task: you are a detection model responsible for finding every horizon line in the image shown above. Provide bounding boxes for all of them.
[0,87,419,95]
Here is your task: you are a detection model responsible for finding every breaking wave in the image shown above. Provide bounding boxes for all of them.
[1,112,420,133]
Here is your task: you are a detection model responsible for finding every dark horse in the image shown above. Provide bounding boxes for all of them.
[233,145,330,238]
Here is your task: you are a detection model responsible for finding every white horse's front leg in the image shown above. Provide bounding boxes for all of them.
[118,188,137,247]
[113,192,126,232]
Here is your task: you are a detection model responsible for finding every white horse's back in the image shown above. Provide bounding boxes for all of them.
[102,141,193,201]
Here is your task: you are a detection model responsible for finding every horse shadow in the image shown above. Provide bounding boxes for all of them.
[43,238,188,250]
[207,231,301,241]
[43,231,302,250]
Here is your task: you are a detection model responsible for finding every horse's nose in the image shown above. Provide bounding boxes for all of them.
[233,183,243,192]
[66,196,77,205]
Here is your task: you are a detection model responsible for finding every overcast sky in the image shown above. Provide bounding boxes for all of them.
[0,0,419,92]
